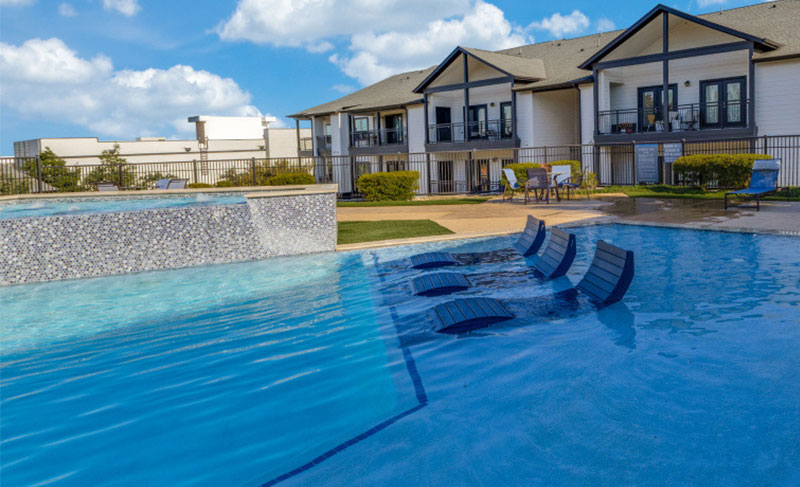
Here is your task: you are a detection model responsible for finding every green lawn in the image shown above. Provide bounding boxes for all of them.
[337,197,489,207]
[594,185,800,201]
[338,220,454,245]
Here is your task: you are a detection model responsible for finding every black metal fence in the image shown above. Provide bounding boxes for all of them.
[2,134,798,197]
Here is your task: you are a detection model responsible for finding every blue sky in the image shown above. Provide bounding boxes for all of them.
[0,0,766,154]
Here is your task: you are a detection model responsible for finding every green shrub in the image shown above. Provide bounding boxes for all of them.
[1,177,31,195]
[217,159,314,186]
[84,144,137,188]
[356,171,420,201]
[187,182,213,189]
[673,153,771,190]
[267,172,315,186]
[215,180,235,188]
[500,162,550,188]
[22,148,86,192]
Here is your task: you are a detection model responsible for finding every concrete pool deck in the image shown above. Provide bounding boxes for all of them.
[336,196,800,250]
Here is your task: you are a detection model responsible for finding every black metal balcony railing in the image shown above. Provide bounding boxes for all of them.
[598,100,750,135]
[428,119,512,144]
[350,127,406,148]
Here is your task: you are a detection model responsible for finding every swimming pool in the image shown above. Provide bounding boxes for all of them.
[0,193,246,219]
[2,224,799,485]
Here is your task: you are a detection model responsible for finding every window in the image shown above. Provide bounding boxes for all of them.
[700,77,746,128]
[354,117,369,132]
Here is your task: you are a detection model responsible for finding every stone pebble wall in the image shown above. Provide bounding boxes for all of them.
[0,193,337,286]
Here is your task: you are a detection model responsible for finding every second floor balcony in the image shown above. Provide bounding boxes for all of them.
[428,119,513,145]
[350,127,406,148]
[598,99,752,137]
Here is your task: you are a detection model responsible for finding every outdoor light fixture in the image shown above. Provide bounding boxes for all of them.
[684,80,691,87]
[184,147,192,152]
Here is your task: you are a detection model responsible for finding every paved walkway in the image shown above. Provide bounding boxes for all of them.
[337,196,800,250]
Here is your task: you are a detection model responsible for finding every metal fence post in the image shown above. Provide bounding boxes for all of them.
[192,159,199,184]
[118,163,124,188]
[251,157,257,186]
[35,155,43,193]
[426,153,432,195]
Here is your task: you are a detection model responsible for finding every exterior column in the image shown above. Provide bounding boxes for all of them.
[463,52,470,141]
[511,83,517,143]
[423,93,430,144]
[593,67,599,136]
[663,11,670,132]
[295,119,301,155]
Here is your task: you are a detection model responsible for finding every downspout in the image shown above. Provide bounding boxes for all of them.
[575,84,582,145]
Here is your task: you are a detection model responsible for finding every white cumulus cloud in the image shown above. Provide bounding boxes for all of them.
[58,2,77,17]
[216,0,471,51]
[330,1,530,85]
[0,38,262,138]
[102,0,140,16]
[596,17,615,33]
[697,0,726,6]
[528,10,590,38]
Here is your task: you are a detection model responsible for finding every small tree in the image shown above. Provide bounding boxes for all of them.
[23,148,85,192]
[84,144,137,188]
[582,171,598,199]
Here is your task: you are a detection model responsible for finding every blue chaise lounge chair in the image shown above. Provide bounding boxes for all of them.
[155,178,172,190]
[409,215,546,269]
[725,159,785,211]
[430,240,634,334]
[409,227,577,297]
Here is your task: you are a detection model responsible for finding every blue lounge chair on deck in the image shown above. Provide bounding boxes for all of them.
[410,215,546,269]
[155,179,171,190]
[430,240,634,334]
[502,168,523,202]
[725,159,784,211]
[167,178,188,189]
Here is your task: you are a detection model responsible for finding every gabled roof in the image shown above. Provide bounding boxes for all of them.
[578,3,780,69]
[412,46,546,93]
[290,1,800,117]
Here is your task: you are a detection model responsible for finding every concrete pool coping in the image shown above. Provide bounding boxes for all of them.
[0,184,335,202]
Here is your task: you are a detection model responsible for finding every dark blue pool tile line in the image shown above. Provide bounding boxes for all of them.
[259,253,428,486]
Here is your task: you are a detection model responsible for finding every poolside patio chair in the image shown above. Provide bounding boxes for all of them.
[155,179,171,190]
[724,159,785,211]
[502,168,522,202]
[558,172,586,201]
[525,167,552,204]
[94,182,119,192]
[429,240,634,334]
[167,178,188,189]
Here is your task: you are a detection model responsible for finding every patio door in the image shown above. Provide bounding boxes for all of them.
[384,114,403,144]
[500,102,513,138]
[467,105,487,139]
[435,107,451,142]
[700,77,746,128]
[638,85,676,132]
[467,158,490,193]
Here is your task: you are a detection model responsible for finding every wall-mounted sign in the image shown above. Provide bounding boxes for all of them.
[635,143,659,183]
[663,143,683,165]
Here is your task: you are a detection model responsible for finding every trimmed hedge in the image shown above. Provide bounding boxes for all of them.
[214,180,236,188]
[356,171,420,201]
[500,162,550,188]
[673,153,771,189]
[267,172,316,186]
[187,182,213,189]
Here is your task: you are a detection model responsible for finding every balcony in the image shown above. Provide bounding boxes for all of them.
[427,119,516,151]
[350,127,406,150]
[597,99,753,141]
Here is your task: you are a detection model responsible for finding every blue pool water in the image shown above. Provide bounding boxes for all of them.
[0,193,246,219]
[2,224,799,486]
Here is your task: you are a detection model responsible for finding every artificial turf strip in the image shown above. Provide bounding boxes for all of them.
[337,197,489,207]
[337,220,454,245]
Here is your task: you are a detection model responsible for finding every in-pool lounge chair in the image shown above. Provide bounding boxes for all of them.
[155,179,171,190]
[724,159,784,211]
[502,168,523,202]
[409,227,577,297]
[410,215,546,269]
[94,182,119,192]
[167,178,188,189]
[430,240,634,334]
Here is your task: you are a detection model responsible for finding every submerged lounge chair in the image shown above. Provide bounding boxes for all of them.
[409,215,546,269]
[430,240,634,334]
[724,159,784,211]
[410,228,577,297]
